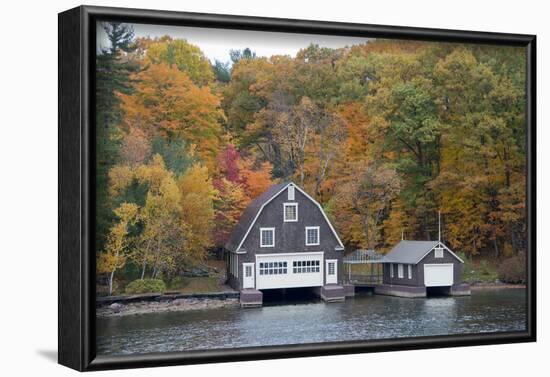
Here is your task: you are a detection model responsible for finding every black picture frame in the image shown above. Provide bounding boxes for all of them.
[58,5,536,372]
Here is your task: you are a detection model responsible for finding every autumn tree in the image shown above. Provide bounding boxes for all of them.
[212,144,275,246]
[140,36,215,86]
[178,163,217,261]
[118,63,224,170]
[95,35,528,286]
[132,155,184,278]
[96,22,139,253]
[430,47,526,256]
[213,178,248,246]
[331,163,401,249]
[239,159,274,200]
[97,202,139,295]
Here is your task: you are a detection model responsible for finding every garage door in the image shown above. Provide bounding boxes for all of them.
[256,252,324,289]
[424,264,454,287]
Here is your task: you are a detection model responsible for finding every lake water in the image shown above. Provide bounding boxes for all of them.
[96,288,526,356]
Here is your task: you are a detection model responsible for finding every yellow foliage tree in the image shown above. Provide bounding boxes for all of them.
[97,202,139,295]
[178,163,217,262]
[140,36,215,86]
[133,154,184,279]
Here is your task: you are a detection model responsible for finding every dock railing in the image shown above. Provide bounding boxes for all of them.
[343,249,384,285]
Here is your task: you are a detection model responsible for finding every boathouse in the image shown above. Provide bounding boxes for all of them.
[225,182,347,306]
[376,240,471,297]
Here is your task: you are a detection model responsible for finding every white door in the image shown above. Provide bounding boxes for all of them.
[326,260,337,285]
[256,252,324,289]
[243,263,255,289]
[424,264,454,287]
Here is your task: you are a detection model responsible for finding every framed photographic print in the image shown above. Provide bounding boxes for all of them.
[58,5,536,371]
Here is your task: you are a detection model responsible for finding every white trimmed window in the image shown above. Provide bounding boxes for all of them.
[408,264,412,279]
[293,260,320,274]
[398,263,404,278]
[390,263,394,278]
[259,261,287,275]
[260,227,275,247]
[435,247,444,258]
[283,203,298,222]
[288,185,295,200]
[328,261,336,275]
[305,226,320,246]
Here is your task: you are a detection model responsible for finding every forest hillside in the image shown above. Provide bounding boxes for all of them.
[95,23,527,294]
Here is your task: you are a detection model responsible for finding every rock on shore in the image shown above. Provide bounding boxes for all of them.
[97,297,239,317]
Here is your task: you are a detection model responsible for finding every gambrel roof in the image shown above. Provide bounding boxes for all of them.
[382,240,464,264]
[225,182,345,253]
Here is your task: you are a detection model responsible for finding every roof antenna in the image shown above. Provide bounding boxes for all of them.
[401,229,404,241]
[438,210,441,243]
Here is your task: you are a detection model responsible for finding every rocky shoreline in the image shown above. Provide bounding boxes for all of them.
[469,281,526,289]
[96,282,525,317]
[97,297,240,317]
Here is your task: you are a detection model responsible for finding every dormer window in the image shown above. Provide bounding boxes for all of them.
[284,203,298,222]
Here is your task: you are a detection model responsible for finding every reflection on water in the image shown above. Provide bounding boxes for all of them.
[96,288,526,356]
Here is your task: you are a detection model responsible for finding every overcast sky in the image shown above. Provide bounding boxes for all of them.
[97,22,371,63]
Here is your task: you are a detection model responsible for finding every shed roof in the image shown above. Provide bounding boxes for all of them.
[382,240,440,264]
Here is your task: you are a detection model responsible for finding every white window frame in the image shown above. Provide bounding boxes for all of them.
[305,226,320,246]
[288,185,295,200]
[398,263,404,278]
[435,247,444,258]
[408,264,412,279]
[390,263,394,278]
[283,202,298,222]
[327,261,336,275]
[259,261,288,275]
[260,227,275,248]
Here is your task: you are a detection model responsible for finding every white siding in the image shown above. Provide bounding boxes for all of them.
[256,252,324,289]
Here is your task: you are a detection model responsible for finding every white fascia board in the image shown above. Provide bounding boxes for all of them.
[256,251,324,258]
[292,184,346,249]
[416,241,464,264]
[234,182,346,252]
[234,184,290,252]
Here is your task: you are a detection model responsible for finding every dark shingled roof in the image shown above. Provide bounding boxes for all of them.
[225,182,289,252]
[382,240,439,264]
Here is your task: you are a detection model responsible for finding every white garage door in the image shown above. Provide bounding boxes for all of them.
[424,264,454,287]
[256,252,324,289]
